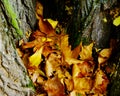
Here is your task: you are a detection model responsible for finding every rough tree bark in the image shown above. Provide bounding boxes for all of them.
[42,0,119,48]
[0,0,36,95]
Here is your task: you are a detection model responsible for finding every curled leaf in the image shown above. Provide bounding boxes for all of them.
[38,16,55,36]
[98,48,112,64]
[36,1,43,18]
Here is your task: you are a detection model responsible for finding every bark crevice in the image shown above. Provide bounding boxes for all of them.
[0,0,36,95]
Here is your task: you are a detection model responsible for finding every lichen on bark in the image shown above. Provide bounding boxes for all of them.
[0,0,36,95]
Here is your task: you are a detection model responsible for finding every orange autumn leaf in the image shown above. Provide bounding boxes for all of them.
[22,37,45,51]
[29,46,43,67]
[92,69,109,94]
[99,48,112,58]
[72,44,81,58]
[19,2,111,95]
[79,43,93,61]
[33,37,53,52]
[38,16,55,36]
[30,30,46,40]
[60,35,81,65]
[73,77,92,94]
[22,40,38,49]
[98,48,112,64]
[72,64,80,78]
[42,45,54,57]
[44,76,65,96]
[45,52,62,77]
[72,61,94,78]
[36,1,43,18]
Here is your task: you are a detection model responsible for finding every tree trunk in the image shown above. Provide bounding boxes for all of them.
[42,0,119,48]
[0,0,36,95]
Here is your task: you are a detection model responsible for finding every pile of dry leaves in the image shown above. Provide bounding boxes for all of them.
[17,2,113,96]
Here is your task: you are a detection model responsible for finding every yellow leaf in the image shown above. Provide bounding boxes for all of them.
[47,19,58,29]
[99,48,111,58]
[79,43,93,60]
[72,64,80,78]
[60,35,71,61]
[29,46,43,67]
[60,35,81,65]
[45,60,54,76]
[36,1,43,17]
[98,48,112,64]
[66,58,82,65]
[93,69,109,94]
[113,16,120,26]
[45,53,62,76]
[72,44,81,58]
[103,17,107,22]
[73,77,92,93]
[98,57,107,65]
[41,37,52,42]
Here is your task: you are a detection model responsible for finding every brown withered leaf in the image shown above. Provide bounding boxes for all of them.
[44,76,65,96]
[38,16,55,36]
[73,77,92,94]
[45,52,61,77]
[36,1,43,18]
[30,30,46,40]
[19,3,111,95]
[72,61,94,78]
[72,43,82,58]
[22,53,29,67]
[22,39,39,49]
[42,45,53,57]
[98,48,112,65]
[64,72,74,91]
[16,48,23,57]
[92,69,109,94]
[79,43,93,61]
[33,37,53,52]
[60,35,82,65]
